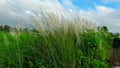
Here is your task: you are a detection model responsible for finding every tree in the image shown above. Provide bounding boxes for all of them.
[3,25,11,32]
[0,25,3,31]
[101,26,108,32]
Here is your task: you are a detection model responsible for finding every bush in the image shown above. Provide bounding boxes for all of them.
[79,30,112,68]
[0,28,113,68]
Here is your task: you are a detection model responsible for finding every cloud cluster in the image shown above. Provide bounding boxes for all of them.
[0,0,120,32]
[79,5,120,32]
[0,0,65,26]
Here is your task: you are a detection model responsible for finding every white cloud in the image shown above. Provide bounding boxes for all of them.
[0,0,120,33]
[60,0,75,8]
[25,10,36,16]
[0,0,65,25]
[79,5,120,33]
[0,0,7,6]
[95,5,115,13]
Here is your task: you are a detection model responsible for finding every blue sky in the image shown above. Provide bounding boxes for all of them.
[0,0,120,32]
[58,0,120,10]
[79,0,119,9]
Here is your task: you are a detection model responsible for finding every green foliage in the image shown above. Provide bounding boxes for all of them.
[0,25,11,32]
[0,27,113,68]
[101,26,108,32]
[79,29,112,68]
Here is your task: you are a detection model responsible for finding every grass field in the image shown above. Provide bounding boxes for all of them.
[0,28,113,68]
[0,11,113,68]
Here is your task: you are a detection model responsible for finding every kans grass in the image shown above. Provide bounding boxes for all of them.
[0,11,113,68]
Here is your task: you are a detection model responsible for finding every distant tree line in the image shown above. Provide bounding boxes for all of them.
[0,25,11,32]
[0,25,38,33]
